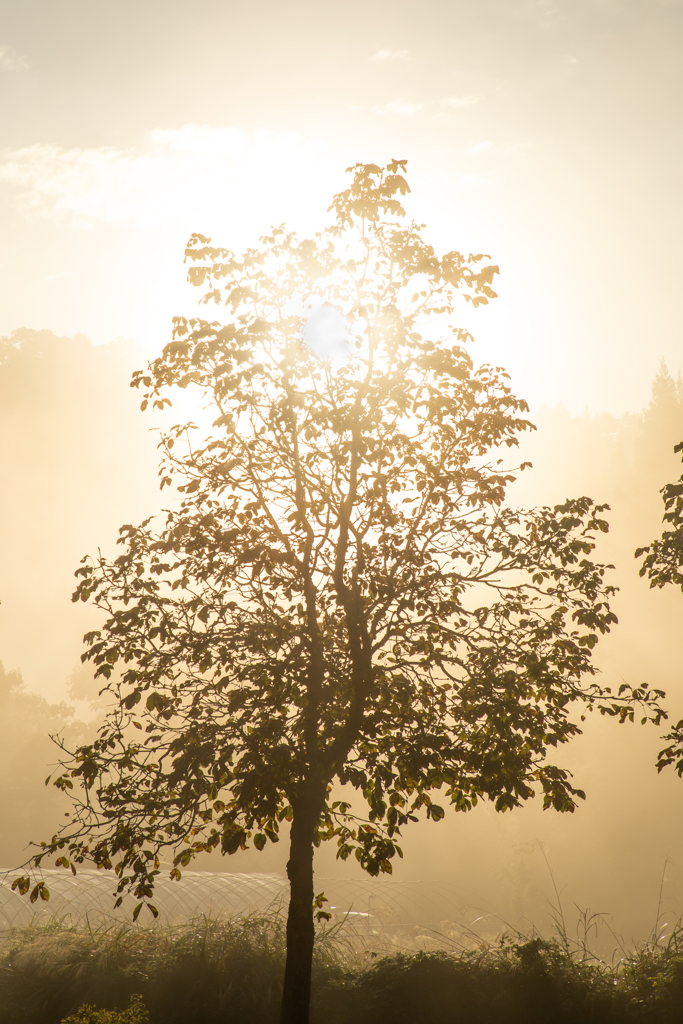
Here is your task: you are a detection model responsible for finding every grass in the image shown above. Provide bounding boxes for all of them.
[3,907,683,1023]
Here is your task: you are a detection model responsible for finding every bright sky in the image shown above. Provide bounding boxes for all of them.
[1,0,682,414]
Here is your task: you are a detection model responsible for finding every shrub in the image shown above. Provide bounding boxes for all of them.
[60,995,149,1024]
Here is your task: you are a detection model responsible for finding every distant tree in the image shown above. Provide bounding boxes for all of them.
[15,162,664,1024]
[0,662,76,866]
[646,360,683,429]
[0,329,161,713]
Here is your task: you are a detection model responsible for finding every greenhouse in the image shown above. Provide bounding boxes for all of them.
[0,870,502,947]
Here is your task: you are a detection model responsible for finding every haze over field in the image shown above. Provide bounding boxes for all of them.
[1,0,683,952]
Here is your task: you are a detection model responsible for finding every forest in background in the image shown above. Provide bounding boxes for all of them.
[1,327,682,946]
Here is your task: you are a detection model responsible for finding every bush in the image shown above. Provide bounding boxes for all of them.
[60,995,149,1024]
[312,940,625,1024]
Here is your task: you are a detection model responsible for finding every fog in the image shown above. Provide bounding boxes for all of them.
[1,327,681,948]
[2,0,683,959]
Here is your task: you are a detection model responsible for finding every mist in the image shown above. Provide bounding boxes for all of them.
[1,327,681,948]
[2,9,683,995]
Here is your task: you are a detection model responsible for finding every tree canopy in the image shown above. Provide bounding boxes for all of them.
[15,161,665,1024]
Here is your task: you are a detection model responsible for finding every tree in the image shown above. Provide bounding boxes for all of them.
[636,440,683,776]
[636,440,683,596]
[15,161,664,1024]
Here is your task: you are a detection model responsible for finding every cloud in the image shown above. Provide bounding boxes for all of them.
[469,140,493,154]
[441,95,478,109]
[371,100,422,116]
[45,271,73,282]
[0,125,333,233]
[457,173,487,185]
[371,49,410,61]
[0,44,29,73]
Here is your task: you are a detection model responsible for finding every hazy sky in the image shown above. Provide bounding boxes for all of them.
[1,0,682,413]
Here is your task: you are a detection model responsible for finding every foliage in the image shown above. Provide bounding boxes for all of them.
[635,439,683,777]
[318,941,623,1024]
[60,995,149,1024]
[636,440,683,595]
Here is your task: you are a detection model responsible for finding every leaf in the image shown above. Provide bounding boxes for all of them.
[29,881,50,903]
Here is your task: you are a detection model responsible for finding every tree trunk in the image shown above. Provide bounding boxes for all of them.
[280,805,317,1024]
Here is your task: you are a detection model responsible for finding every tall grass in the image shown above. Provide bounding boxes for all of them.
[3,908,683,1023]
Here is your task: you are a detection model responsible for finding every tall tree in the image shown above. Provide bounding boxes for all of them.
[15,162,663,1024]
